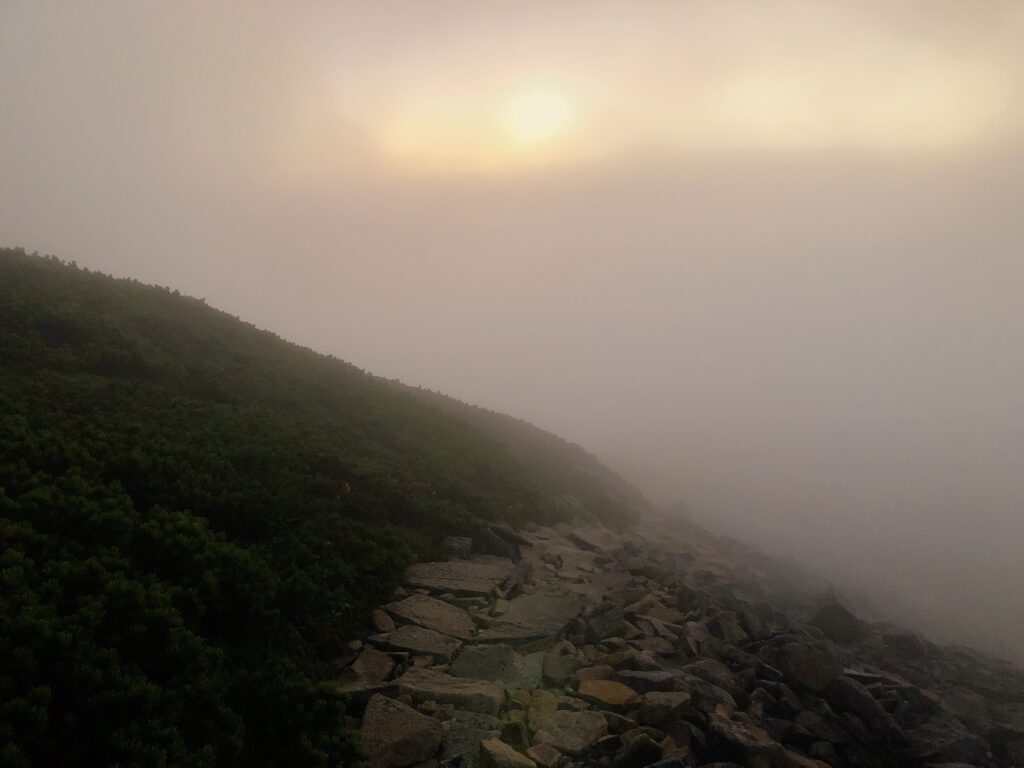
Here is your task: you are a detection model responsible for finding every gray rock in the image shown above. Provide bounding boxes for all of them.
[384,593,477,640]
[520,651,547,688]
[905,714,988,765]
[450,643,539,688]
[824,676,905,745]
[543,640,582,686]
[707,611,749,646]
[638,691,693,727]
[682,621,722,658]
[361,694,443,768]
[491,588,587,637]
[684,659,736,693]
[642,614,684,641]
[368,624,462,662]
[675,673,737,713]
[707,711,783,761]
[533,709,609,755]
[395,667,506,715]
[588,604,627,641]
[405,558,517,596]
[442,711,503,765]
[499,561,533,597]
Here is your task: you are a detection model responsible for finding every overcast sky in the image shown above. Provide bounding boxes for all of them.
[3,1,1023,659]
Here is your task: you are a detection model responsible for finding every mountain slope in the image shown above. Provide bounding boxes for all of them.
[0,248,646,767]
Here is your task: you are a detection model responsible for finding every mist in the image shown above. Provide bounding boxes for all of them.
[3,1,1023,661]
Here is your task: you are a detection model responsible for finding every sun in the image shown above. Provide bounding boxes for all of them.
[501,87,573,146]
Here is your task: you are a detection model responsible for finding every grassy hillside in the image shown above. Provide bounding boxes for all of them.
[0,248,644,767]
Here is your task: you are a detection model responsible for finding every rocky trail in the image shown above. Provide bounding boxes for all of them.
[336,513,1024,768]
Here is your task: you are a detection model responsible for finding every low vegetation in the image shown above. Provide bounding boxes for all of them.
[0,248,641,767]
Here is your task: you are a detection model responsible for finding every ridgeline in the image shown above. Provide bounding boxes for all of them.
[0,248,643,767]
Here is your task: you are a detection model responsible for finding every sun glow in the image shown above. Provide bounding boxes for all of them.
[364,20,1013,175]
[501,88,573,146]
[377,83,585,173]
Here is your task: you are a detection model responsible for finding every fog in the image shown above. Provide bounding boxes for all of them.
[2,2,1023,660]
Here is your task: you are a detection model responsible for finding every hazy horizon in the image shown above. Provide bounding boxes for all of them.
[3,1,1023,662]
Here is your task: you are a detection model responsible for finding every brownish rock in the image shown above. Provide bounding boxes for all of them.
[578,679,642,711]
[479,738,537,768]
[371,608,396,633]
[351,646,396,683]
[761,641,841,692]
[574,664,616,685]
[525,743,562,768]
[527,689,559,733]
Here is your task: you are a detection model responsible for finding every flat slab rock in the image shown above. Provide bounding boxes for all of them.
[368,624,461,662]
[361,694,443,768]
[499,588,587,633]
[473,588,587,645]
[395,666,507,716]
[405,558,517,596]
[384,593,476,640]
[533,709,608,755]
[577,679,641,711]
[450,643,543,689]
[556,524,622,553]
